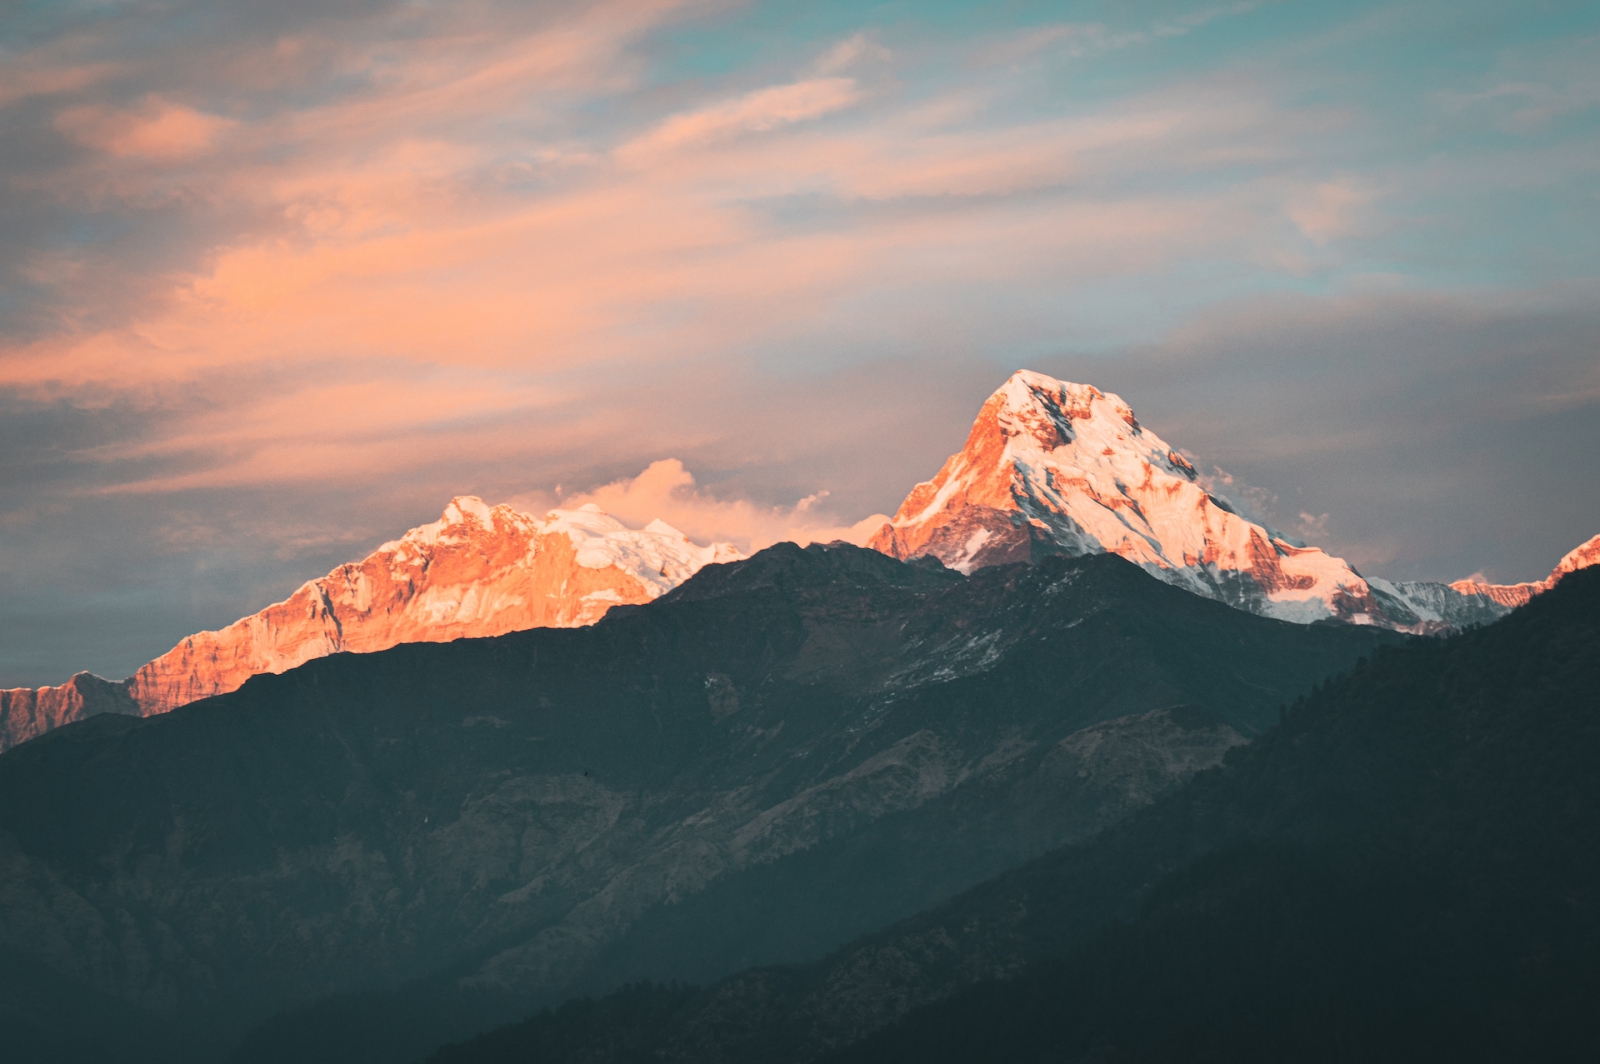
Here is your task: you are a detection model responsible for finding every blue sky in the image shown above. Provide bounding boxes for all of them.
[1,0,1597,686]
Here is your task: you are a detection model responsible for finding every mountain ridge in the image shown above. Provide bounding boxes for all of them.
[5,371,1592,756]
[0,498,742,752]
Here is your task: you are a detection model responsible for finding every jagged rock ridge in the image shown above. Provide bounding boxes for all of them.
[0,674,141,751]
[0,498,742,751]
[1443,532,1600,606]
[869,369,1596,630]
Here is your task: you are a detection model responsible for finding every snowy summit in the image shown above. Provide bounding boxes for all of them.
[870,370,1591,630]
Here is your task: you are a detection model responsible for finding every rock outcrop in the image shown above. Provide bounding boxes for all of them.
[0,673,141,751]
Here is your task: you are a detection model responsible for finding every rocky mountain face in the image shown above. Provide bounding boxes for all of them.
[0,673,141,751]
[1441,531,1600,606]
[868,370,1594,631]
[1367,533,1599,625]
[0,544,1393,1063]
[426,566,1600,1064]
[0,498,741,752]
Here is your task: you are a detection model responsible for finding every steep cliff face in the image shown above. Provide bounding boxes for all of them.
[0,674,140,751]
[869,370,1596,630]
[0,499,741,751]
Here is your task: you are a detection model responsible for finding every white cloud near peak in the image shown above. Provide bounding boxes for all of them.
[519,458,889,553]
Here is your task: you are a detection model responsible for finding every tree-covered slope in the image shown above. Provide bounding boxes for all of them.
[830,575,1600,1062]
[427,567,1600,1064]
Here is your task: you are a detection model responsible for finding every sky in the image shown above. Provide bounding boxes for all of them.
[2,0,1598,687]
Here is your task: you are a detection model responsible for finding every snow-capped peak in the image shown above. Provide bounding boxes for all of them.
[443,494,495,526]
[1554,533,1600,579]
[871,369,1389,624]
[541,505,735,596]
[871,369,1600,632]
[382,495,539,558]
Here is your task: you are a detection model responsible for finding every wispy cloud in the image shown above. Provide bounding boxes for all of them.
[1433,34,1600,133]
[814,31,892,75]
[619,76,863,160]
[977,1,1261,66]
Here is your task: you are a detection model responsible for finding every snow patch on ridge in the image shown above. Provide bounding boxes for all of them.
[544,505,733,596]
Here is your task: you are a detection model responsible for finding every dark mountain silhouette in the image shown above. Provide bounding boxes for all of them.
[0,544,1392,1062]
[424,566,1600,1064]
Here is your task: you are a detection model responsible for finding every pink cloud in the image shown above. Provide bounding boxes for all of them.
[80,370,571,495]
[0,6,1356,523]
[519,459,889,552]
[56,97,236,158]
[1287,179,1370,245]
[813,33,892,76]
[0,60,120,108]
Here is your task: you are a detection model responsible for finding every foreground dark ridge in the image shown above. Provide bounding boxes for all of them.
[425,566,1600,1064]
[0,544,1392,1063]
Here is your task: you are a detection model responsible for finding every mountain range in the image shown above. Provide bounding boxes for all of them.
[2,368,1596,1063]
[0,544,1393,1062]
[5,371,1592,756]
[0,500,741,751]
